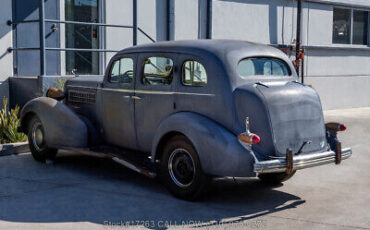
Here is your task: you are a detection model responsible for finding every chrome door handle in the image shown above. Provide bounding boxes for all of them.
[122,95,131,101]
[131,96,141,100]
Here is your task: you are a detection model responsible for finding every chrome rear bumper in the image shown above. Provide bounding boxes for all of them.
[254,147,352,174]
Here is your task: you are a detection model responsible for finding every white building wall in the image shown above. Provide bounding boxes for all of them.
[210,0,370,110]
[174,0,199,40]
[104,0,370,110]
[305,3,333,46]
[0,0,12,101]
[2,0,370,109]
[303,2,370,109]
[104,0,162,64]
[137,0,157,44]
[105,0,134,62]
[212,0,272,43]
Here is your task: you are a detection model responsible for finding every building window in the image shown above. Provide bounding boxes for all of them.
[182,61,207,86]
[65,0,100,75]
[143,57,173,85]
[333,8,369,45]
[333,8,351,44]
[353,10,369,45]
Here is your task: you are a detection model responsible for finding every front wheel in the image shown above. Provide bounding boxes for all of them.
[27,116,57,162]
[160,135,210,200]
[258,171,296,185]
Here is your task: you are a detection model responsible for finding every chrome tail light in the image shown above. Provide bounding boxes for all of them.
[237,117,260,145]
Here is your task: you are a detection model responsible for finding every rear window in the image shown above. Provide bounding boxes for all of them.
[237,58,291,77]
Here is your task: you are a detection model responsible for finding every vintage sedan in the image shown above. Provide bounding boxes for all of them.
[19,40,351,200]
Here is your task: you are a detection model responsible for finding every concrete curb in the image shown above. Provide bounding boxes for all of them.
[0,142,29,157]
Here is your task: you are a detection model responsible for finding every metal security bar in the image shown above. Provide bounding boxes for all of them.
[8,0,155,77]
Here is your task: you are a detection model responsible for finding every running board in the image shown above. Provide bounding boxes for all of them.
[112,157,156,178]
[61,147,157,179]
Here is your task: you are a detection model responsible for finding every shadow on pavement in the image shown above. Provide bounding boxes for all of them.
[0,153,305,229]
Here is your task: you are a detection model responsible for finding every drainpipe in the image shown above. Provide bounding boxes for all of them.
[39,0,46,77]
[167,0,175,40]
[295,0,303,82]
[206,0,212,39]
[38,0,46,96]
[133,0,138,46]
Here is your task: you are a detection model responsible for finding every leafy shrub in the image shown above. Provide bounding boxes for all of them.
[0,98,27,144]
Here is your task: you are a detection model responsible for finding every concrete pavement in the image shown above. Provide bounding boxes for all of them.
[0,108,369,229]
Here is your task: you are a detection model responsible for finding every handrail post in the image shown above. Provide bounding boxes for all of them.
[296,0,302,81]
[133,0,138,46]
[39,0,46,77]
[206,0,212,39]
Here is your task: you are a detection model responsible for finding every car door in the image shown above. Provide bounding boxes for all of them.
[134,53,178,152]
[101,54,137,149]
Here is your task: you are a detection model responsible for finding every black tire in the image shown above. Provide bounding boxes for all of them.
[258,171,296,185]
[27,116,57,162]
[160,135,210,200]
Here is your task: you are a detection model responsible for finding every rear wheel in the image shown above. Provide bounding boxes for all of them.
[258,171,296,184]
[27,116,57,162]
[160,135,210,200]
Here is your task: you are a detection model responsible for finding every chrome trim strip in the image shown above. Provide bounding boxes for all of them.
[68,85,215,96]
[100,87,215,96]
[136,90,215,96]
[254,147,352,174]
[67,85,98,90]
[100,88,133,93]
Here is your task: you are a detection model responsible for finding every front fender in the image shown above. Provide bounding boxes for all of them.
[20,97,88,149]
[152,112,256,177]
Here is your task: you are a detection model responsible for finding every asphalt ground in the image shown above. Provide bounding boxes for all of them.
[0,108,369,230]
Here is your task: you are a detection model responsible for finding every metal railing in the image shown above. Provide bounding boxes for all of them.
[8,0,155,77]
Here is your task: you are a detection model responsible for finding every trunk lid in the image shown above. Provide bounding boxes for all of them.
[256,81,327,157]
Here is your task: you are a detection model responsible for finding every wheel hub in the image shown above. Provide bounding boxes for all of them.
[168,148,195,188]
[32,122,45,151]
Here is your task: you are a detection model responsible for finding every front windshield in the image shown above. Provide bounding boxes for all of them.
[237,58,291,77]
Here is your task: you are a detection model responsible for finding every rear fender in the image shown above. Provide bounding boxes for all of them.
[20,97,88,149]
[152,112,256,177]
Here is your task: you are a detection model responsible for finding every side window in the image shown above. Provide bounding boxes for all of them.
[182,60,207,86]
[143,57,173,85]
[109,58,134,84]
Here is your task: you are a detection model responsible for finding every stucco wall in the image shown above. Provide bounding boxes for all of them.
[0,0,13,80]
[105,0,134,62]
[3,0,370,110]
[210,0,370,110]
[303,2,370,109]
[0,0,13,101]
[105,0,162,63]
[174,0,199,40]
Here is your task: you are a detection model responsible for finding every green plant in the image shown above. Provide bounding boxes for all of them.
[0,97,27,144]
[54,77,67,91]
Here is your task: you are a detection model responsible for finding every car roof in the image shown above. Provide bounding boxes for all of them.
[116,40,298,87]
[118,39,286,61]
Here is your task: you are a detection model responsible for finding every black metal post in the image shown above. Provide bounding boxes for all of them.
[133,0,138,46]
[301,49,305,84]
[166,0,170,40]
[39,0,46,76]
[206,0,212,39]
[295,0,303,81]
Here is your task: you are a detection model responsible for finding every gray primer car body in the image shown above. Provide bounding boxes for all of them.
[19,40,350,178]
